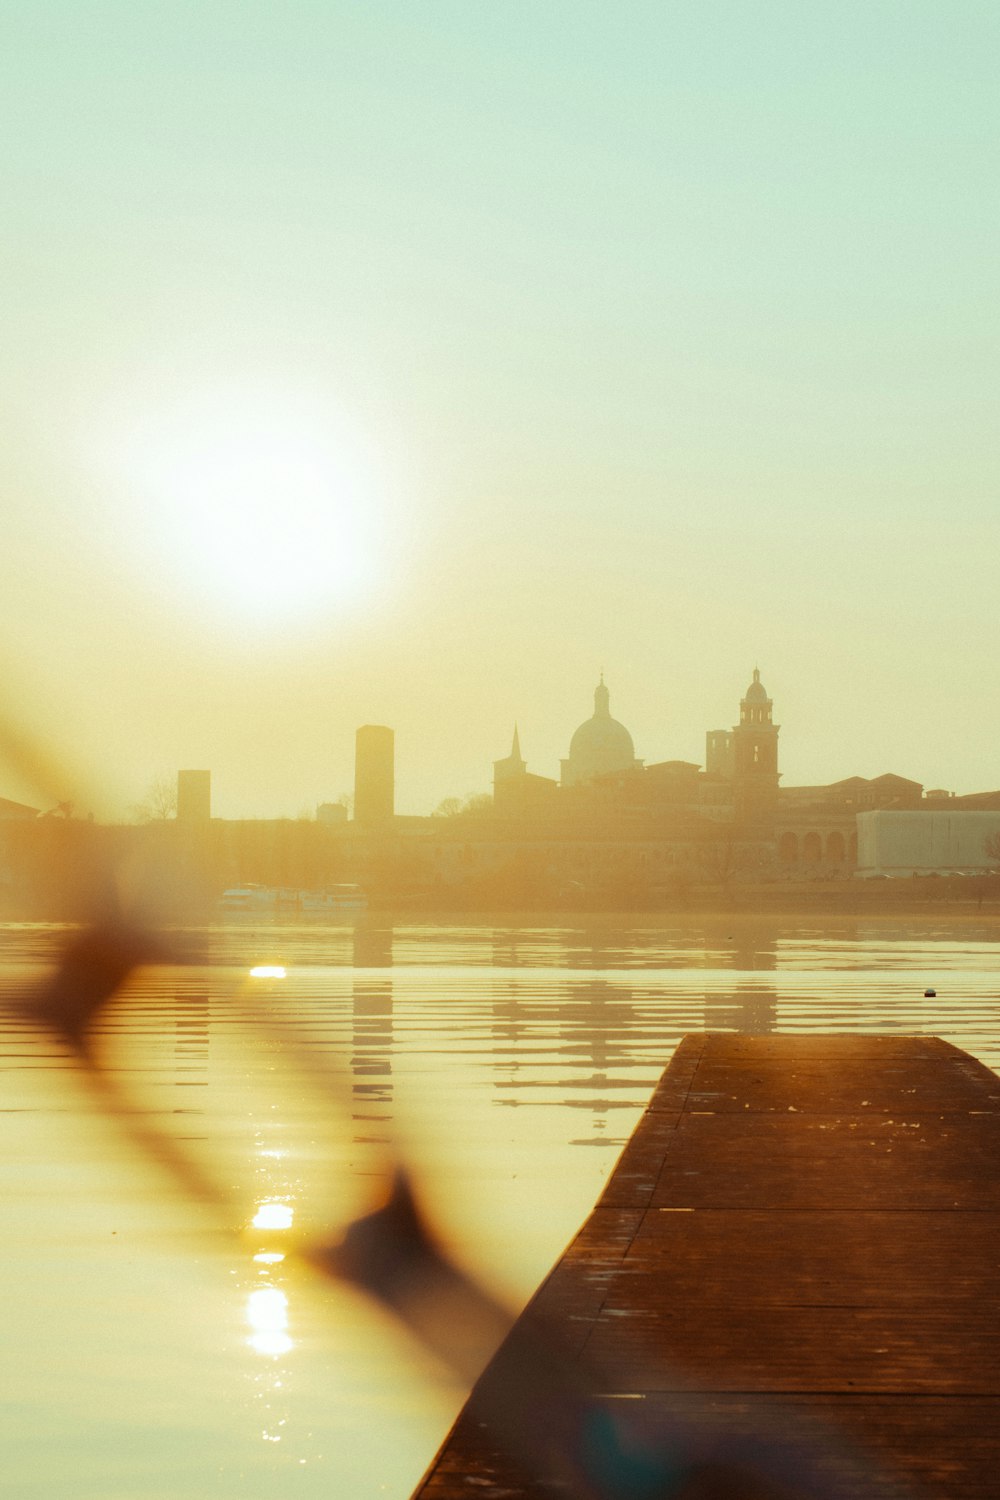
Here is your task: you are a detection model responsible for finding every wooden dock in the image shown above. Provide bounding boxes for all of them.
[413,1034,1000,1499]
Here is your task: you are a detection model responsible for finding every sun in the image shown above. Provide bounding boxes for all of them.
[116,384,383,624]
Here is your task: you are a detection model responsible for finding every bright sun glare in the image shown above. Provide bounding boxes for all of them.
[252,1201,294,1231]
[117,385,383,624]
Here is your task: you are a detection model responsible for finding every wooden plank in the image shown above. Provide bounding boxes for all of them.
[412,1034,1000,1498]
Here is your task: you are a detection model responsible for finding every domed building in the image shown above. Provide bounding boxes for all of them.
[741,666,771,723]
[560,676,642,788]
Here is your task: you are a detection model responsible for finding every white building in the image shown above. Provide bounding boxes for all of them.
[857,810,1000,877]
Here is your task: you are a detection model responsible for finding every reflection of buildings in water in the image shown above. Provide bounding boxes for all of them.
[492,977,642,1134]
[560,979,618,1077]
[350,974,394,1142]
[492,918,782,977]
[350,923,395,1143]
[701,918,785,1038]
[491,924,578,971]
[542,918,783,976]
[549,920,639,973]
[491,928,527,970]
[704,979,778,1034]
[699,920,779,972]
[490,976,526,1120]
[352,921,393,969]
[558,979,642,1134]
[173,988,209,1132]
[489,973,524,1050]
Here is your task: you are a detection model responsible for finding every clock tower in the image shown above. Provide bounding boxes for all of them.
[732,668,780,825]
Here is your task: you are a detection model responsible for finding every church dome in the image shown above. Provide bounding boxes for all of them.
[744,667,768,703]
[562,677,639,787]
[569,714,635,760]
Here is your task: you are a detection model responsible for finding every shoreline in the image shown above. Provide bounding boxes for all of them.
[2,882,999,927]
[371,882,1000,922]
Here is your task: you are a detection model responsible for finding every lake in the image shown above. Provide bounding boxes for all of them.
[2,913,999,1499]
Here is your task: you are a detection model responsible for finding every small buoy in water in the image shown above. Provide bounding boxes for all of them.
[924,988,937,998]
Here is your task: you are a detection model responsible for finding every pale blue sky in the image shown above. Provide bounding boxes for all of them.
[1,4,997,815]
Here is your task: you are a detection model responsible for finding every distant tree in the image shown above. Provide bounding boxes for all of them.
[985,830,1000,867]
[701,838,767,893]
[432,793,493,819]
[131,774,177,824]
[41,800,74,819]
[701,838,739,891]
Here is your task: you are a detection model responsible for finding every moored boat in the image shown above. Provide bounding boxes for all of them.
[218,883,367,913]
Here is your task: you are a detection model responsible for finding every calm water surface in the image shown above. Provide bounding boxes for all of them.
[2,913,999,1499]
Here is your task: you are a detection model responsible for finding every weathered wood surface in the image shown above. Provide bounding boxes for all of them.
[412,1034,1000,1498]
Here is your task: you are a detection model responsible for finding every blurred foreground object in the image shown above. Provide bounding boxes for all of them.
[324,1156,886,1500]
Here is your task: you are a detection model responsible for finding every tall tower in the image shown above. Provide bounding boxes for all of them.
[177,769,211,823]
[705,730,734,778]
[354,725,394,823]
[732,668,779,825]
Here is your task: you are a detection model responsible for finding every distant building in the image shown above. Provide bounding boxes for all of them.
[858,810,1000,876]
[774,772,924,873]
[560,676,642,788]
[492,726,559,817]
[705,729,734,778]
[823,774,923,812]
[493,725,527,789]
[334,666,1000,894]
[704,670,782,827]
[0,797,39,820]
[354,725,394,823]
[949,788,1000,811]
[177,770,211,823]
[731,668,780,826]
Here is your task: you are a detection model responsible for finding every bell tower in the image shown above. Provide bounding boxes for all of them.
[732,668,779,824]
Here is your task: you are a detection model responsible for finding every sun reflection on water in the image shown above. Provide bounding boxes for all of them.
[246,1287,292,1358]
[252,1201,294,1230]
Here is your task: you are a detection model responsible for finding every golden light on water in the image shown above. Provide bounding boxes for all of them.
[252,1201,294,1231]
[246,1287,292,1358]
[249,965,287,979]
[253,1251,286,1266]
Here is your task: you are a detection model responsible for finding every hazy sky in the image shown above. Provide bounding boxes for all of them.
[2,3,997,818]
